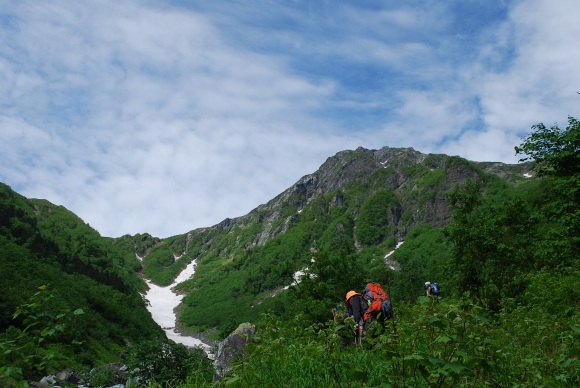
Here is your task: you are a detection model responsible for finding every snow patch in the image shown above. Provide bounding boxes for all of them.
[384,241,404,270]
[280,268,309,292]
[143,259,211,351]
[384,241,404,260]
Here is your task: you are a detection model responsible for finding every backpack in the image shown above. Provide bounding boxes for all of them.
[430,283,441,296]
[362,282,393,322]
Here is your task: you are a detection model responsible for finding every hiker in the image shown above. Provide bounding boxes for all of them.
[345,290,366,344]
[345,283,393,345]
[361,282,393,331]
[425,281,441,297]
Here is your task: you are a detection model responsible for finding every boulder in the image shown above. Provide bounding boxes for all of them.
[213,323,256,381]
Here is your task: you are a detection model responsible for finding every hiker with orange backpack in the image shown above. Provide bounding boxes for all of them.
[361,282,393,326]
[345,283,393,344]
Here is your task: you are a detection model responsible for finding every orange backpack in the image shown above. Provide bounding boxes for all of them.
[362,282,393,322]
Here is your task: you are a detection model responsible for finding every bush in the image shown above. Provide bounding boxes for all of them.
[127,340,213,387]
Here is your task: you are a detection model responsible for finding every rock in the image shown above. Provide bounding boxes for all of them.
[213,323,256,381]
[30,370,83,387]
[56,370,81,384]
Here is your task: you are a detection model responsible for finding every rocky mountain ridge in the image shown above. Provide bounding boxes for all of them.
[190,146,531,248]
[132,145,534,335]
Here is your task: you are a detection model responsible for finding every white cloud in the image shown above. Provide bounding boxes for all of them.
[1,0,578,237]
[442,127,521,163]
[477,0,580,131]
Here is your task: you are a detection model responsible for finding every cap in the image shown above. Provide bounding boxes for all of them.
[345,290,358,306]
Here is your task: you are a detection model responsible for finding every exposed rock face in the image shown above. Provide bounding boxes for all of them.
[142,146,533,258]
[213,323,256,381]
[228,146,531,245]
[135,146,535,339]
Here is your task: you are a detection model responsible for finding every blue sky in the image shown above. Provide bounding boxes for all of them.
[1,0,579,238]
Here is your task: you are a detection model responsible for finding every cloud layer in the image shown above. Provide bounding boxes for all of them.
[1,0,578,237]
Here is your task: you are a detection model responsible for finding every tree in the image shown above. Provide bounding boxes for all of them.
[127,340,213,386]
[515,116,580,178]
[292,249,368,323]
[445,182,537,310]
[515,116,579,267]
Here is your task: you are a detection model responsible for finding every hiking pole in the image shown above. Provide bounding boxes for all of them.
[386,268,398,339]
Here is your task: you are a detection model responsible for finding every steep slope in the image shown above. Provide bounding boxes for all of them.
[0,183,165,375]
[135,147,533,336]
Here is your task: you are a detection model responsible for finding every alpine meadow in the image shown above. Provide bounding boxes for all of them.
[1,117,579,387]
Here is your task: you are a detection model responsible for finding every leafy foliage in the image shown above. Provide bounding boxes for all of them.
[0,286,85,385]
[2,118,579,386]
[515,115,580,267]
[217,298,578,387]
[515,116,580,177]
[126,341,213,387]
[445,182,539,310]
[0,184,164,380]
[391,224,451,303]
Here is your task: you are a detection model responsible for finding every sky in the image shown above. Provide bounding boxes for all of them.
[1,0,579,238]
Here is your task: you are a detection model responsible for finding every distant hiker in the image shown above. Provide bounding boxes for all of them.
[425,282,441,297]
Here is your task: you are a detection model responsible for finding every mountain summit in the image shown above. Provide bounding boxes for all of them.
[131,146,532,335]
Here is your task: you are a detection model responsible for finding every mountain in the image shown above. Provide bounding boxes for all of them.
[0,146,535,373]
[133,146,534,336]
[0,183,165,376]
[4,119,577,386]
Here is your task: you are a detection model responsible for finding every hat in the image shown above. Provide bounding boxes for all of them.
[345,290,358,306]
[425,282,431,286]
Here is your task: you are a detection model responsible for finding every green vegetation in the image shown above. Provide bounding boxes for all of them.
[356,188,400,246]
[215,293,578,387]
[445,182,538,311]
[0,286,85,386]
[0,185,165,384]
[0,116,578,386]
[126,340,213,386]
[516,115,580,267]
[207,116,578,386]
[391,224,451,304]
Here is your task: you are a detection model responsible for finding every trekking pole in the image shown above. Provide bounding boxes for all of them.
[386,269,397,339]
